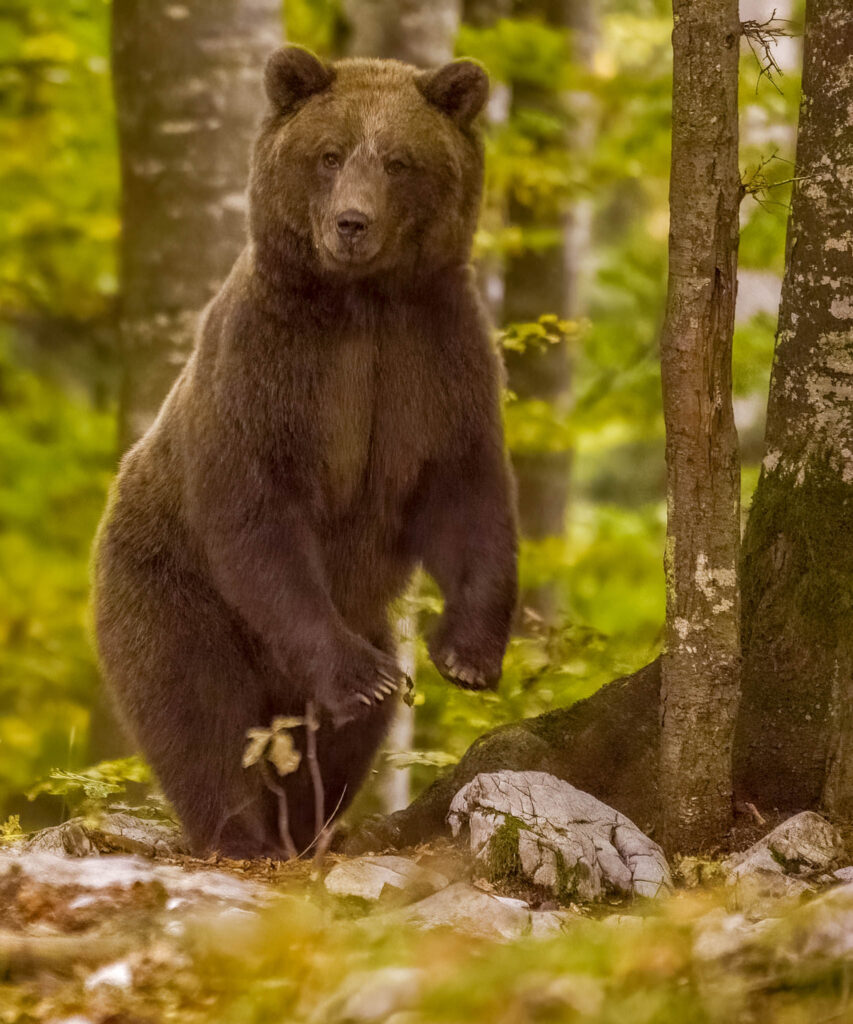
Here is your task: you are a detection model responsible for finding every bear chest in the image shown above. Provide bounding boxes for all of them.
[318,332,439,514]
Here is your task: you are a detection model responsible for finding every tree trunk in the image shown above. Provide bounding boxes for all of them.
[658,0,742,853]
[342,0,460,67]
[112,0,281,451]
[503,0,593,624]
[91,1,281,762]
[734,0,853,817]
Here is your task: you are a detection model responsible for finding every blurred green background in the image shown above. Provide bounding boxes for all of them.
[0,0,800,828]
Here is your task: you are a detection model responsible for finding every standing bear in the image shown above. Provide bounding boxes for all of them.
[93,47,518,858]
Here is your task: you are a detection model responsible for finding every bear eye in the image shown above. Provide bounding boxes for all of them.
[322,152,341,170]
[385,158,408,176]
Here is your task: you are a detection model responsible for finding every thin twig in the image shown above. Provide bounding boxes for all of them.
[258,759,299,860]
[298,785,348,861]
[305,701,324,843]
[742,151,808,213]
[741,11,792,94]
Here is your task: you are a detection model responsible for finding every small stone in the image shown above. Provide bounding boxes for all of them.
[725,812,844,878]
[328,967,422,1023]
[324,855,448,903]
[84,960,133,990]
[723,811,845,915]
[395,882,532,941]
[529,909,577,938]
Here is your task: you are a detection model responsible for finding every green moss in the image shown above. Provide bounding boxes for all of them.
[554,849,592,901]
[486,814,526,882]
[742,449,853,647]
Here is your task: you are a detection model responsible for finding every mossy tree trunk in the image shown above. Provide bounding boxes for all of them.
[112,0,281,451]
[658,0,742,853]
[733,0,853,817]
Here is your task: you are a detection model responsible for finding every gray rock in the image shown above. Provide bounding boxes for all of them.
[692,908,774,963]
[723,812,845,914]
[314,966,423,1023]
[780,881,853,959]
[447,771,672,901]
[324,855,448,903]
[725,811,844,877]
[0,850,275,914]
[391,881,578,941]
[396,882,533,940]
[24,812,186,858]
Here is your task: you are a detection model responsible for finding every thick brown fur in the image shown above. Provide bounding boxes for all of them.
[93,49,518,858]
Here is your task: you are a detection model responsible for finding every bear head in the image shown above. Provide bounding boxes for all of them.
[249,47,489,283]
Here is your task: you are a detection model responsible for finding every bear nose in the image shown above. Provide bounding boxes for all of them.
[336,209,370,240]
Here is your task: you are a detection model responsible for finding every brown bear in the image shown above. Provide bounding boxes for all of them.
[93,46,518,859]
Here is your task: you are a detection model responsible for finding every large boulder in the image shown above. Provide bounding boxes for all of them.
[447,771,672,901]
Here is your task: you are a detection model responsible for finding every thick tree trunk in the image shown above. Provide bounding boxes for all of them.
[112,0,280,451]
[658,0,742,853]
[734,0,853,817]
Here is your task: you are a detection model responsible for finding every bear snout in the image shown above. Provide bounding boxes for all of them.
[336,208,371,240]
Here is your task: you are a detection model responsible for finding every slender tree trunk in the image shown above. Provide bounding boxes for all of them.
[91,1,281,762]
[658,0,742,854]
[342,0,460,66]
[503,0,593,624]
[112,0,281,451]
[734,0,853,817]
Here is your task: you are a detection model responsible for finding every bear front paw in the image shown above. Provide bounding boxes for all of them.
[429,627,503,693]
[321,638,406,728]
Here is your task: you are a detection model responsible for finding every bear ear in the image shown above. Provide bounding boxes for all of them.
[264,46,334,114]
[417,59,489,128]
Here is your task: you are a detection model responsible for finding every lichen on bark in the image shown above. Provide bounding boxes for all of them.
[734,0,853,818]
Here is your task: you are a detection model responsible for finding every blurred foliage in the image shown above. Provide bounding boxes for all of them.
[0,0,800,824]
[0,0,117,319]
[4,875,853,1023]
[26,754,150,805]
[0,331,113,817]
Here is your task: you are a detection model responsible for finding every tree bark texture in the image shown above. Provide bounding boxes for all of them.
[342,0,460,67]
[112,0,281,450]
[503,0,593,624]
[734,0,853,817]
[658,0,742,853]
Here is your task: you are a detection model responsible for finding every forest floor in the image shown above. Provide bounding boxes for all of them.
[3,811,853,1024]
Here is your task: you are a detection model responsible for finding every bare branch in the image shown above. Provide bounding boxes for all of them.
[258,759,299,860]
[741,11,792,94]
[741,151,807,213]
[305,701,324,844]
